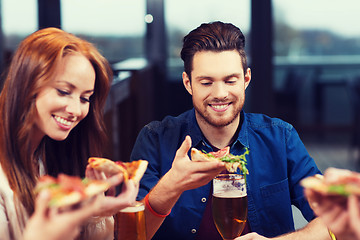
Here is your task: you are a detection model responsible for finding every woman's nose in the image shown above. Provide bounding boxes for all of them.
[66,98,82,117]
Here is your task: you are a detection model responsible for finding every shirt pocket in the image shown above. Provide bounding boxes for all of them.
[259,179,294,236]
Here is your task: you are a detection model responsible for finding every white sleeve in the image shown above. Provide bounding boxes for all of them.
[0,195,11,240]
[0,164,24,240]
[81,216,114,240]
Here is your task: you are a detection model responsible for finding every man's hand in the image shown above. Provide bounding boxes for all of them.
[234,232,269,240]
[235,217,331,240]
[165,135,226,193]
[143,135,226,239]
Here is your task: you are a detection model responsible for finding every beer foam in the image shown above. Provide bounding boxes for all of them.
[120,202,145,213]
[213,191,247,198]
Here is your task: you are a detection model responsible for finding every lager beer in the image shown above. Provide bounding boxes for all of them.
[114,202,146,240]
[212,174,247,240]
[212,194,248,240]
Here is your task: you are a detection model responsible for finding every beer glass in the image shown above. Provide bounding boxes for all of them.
[212,174,248,240]
[114,201,146,240]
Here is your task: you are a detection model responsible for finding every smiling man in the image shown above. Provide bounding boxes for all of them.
[183,50,250,149]
[130,21,330,240]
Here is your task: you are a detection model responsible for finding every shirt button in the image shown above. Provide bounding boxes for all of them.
[201,197,207,203]
[191,229,197,234]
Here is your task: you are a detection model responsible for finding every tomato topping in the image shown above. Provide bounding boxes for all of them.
[115,161,126,168]
[210,146,230,158]
[57,174,86,195]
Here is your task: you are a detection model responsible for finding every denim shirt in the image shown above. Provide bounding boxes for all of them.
[130,109,321,240]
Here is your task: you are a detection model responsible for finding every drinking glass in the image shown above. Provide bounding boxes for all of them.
[114,201,146,240]
[212,174,248,240]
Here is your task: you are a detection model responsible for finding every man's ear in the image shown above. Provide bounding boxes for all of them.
[182,72,193,95]
[244,68,251,89]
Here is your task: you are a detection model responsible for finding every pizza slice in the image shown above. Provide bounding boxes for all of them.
[87,157,148,183]
[35,174,110,208]
[301,168,360,196]
[191,146,249,175]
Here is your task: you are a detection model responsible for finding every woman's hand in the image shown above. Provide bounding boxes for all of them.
[348,195,360,239]
[86,166,139,216]
[23,190,101,240]
[304,167,360,240]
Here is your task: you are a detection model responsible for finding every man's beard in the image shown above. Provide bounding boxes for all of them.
[194,99,243,128]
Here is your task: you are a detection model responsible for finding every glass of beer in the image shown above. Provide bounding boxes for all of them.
[114,201,146,240]
[212,174,248,240]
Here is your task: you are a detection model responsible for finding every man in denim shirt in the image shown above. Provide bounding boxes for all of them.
[131,21,331,240]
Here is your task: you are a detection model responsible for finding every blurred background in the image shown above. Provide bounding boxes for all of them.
[1,0,360,175]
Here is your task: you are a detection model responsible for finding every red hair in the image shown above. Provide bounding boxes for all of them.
[0,27,112,215]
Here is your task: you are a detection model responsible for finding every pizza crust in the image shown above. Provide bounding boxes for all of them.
[124,160,148,183]
[87,157,148,183]
[301,174,360,196]
[191,148,242,173]
[88,157,126,176]
[300,174,328,194]
[191,148,217,162]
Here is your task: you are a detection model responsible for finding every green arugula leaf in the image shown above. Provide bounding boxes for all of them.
[328,185,349,196]
[202,147,249,181]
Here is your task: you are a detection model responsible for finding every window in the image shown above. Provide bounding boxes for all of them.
[165,0,251,79]
[273,0,360,57]
[1,0,38,59]
[61,0,146,63]
[273,0,360,127]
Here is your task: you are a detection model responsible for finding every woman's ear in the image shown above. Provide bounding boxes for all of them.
[182,72,193,95]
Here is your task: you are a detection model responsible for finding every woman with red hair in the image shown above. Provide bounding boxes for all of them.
[0,27,138,240]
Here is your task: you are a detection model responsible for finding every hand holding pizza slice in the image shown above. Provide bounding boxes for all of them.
[191,146,249,175]
[35,174,110,208]
[87,157,148,183]
[301,168,360,196]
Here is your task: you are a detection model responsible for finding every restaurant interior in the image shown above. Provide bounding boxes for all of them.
[1,0,360,179]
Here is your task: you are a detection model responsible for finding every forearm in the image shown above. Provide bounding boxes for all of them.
[143,171,184,240]
[274,218,331,240]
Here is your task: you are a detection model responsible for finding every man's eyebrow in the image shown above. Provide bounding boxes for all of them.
[194,73,242,81]
[223,73,242,80]
[195,75,213,80]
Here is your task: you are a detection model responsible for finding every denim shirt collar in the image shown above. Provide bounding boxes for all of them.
[186,108,250,152]
[187,108,204,148]
[237,110,250,149]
